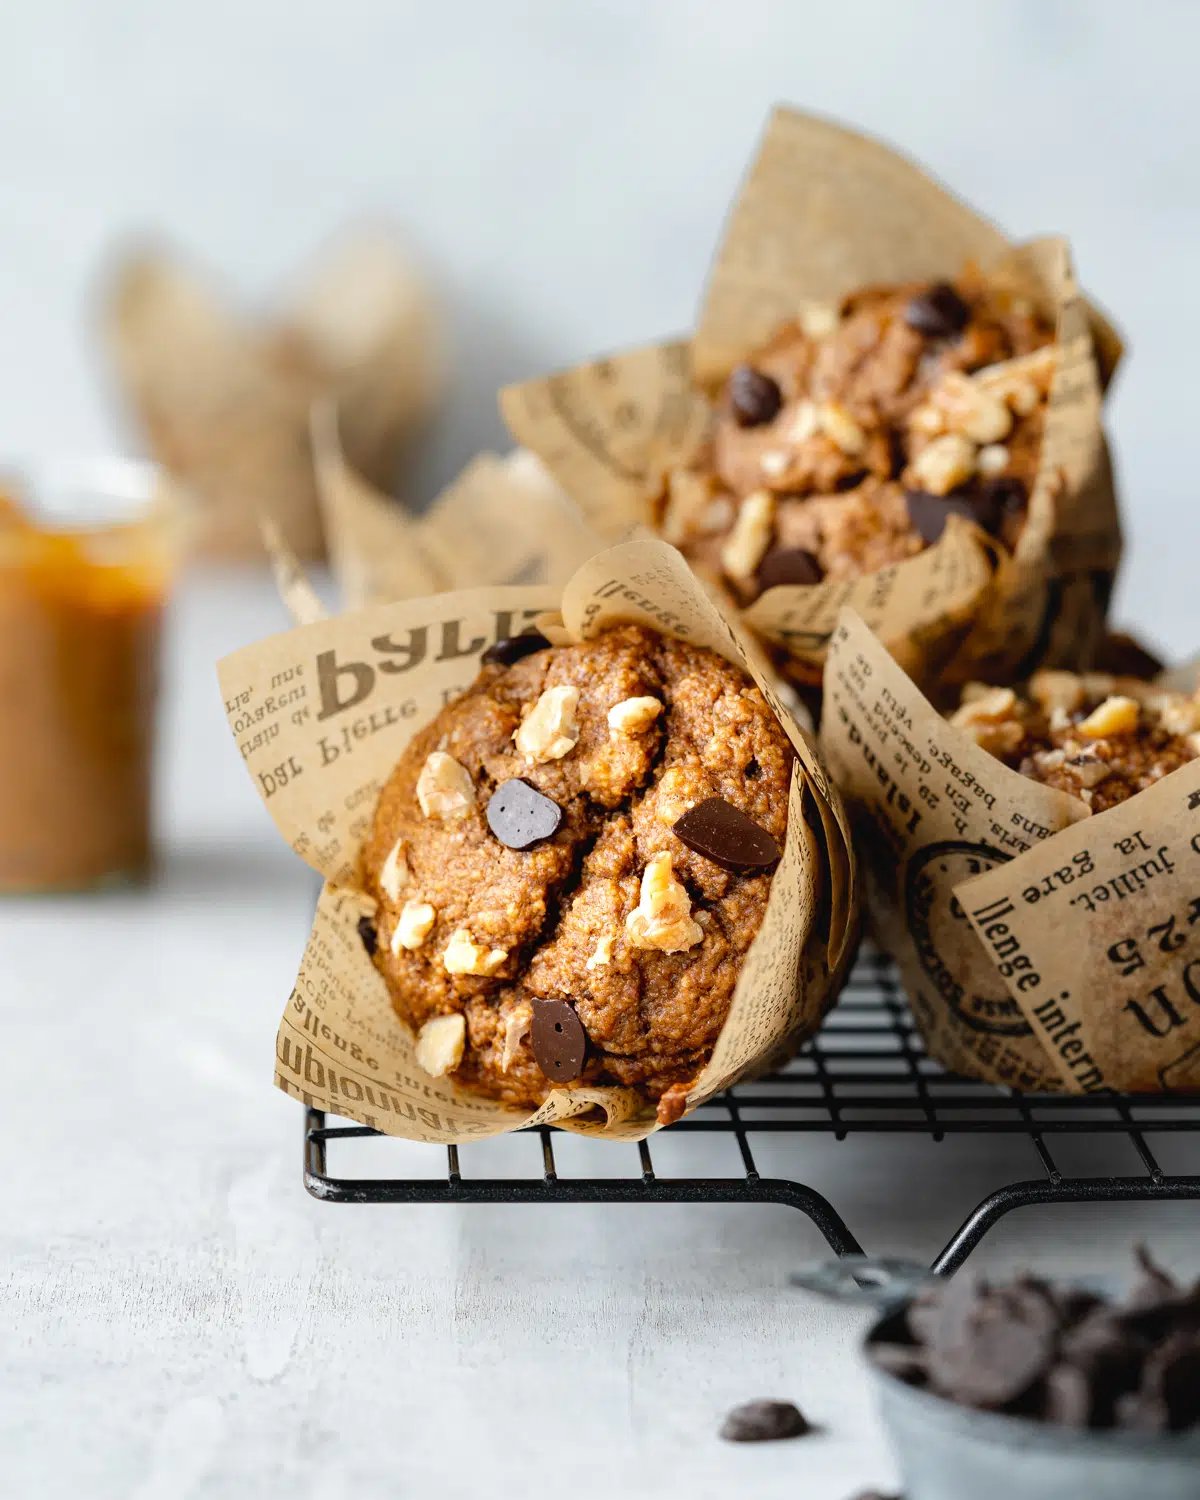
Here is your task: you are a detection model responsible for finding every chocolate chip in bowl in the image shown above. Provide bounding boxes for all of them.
[856,1250,1200,1500]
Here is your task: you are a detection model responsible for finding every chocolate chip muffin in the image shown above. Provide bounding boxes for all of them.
[657,269,1055,602]
[950,669,1200,813]
[358,623,793,1125]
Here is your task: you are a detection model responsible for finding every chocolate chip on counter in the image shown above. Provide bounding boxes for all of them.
[486,778,565,850]
[530,997,587,1083]
[357,915,378,957]
[672,797,781,874]
[728,364,783,427]
[481,630,552,668]
[719,1399,811,1442]
[756,545,824,592]
[903,281,970,339]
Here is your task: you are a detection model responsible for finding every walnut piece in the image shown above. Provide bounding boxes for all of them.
[720,489,775,582]
[798,301,838,339]
[414,1013,465,1077]
[1029,670,1086,718]
[587,934,615,970]
[378,838,409,902]
[817,401,867,456]
[392,899,436,952]
[442,927,508,976]
[416,751,475,819]
[949,687,1025,757]
[787,399,819,444]
[976,443,1010,477]
[1062,749,1113,789]
[514,684,581,764]
[909,433,976,496]
[931,372,1013,445]
[660,468,713,546]
[1077,695,1140,739]
[608,696,664,735]
[500,1002,532,1072]
[625,852,704,953]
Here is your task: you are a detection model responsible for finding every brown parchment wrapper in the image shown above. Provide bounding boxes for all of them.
[311,405,606,610]
[218,539,857,1142]
[821,608,1200,1094]
[501,107,1123,693]
[104,234,443,559]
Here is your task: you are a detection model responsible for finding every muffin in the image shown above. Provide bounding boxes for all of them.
[656,269,1055,604]
[357,622,794,1126]
[949,669,1200,813]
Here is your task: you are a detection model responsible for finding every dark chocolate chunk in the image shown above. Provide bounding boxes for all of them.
[1125,1243,1181,1312]
[672,797,781,874]
[728,364,783,427]
[756,546,824,592]
[481,630,552,668]
[905,487,1007,545]
[357,915,378,957]
[530,997,587,1083]
[486,778,564,850]
[927,1300,1054,1410]
[719,1399,810,1442]
[903,281,971,339]
[978,475,1027,529]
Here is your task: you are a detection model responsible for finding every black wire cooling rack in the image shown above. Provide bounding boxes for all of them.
[303,949,1200,1272]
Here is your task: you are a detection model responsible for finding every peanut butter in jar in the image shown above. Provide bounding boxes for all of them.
[0,461,178,891]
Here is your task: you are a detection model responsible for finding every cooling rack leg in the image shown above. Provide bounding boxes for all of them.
[752,1179,865,1258]
[930,1174,1200,1276]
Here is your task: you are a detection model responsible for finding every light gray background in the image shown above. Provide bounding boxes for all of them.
[1,0,1197,654]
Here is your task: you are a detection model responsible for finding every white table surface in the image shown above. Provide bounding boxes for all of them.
[5,568,1199,1500]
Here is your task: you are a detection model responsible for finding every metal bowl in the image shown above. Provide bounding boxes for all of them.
[795,1258,1200,1500]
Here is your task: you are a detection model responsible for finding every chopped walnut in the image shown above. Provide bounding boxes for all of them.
[1077,696,1140,739]
[950,687,1025,757]
[414,1013,465,1077]
[1061,749,1113,789]
[759,448,790,479]
[378,839,409,903]
[798,301,838,338]
[442,927,508,976]
[514,684,581,764]
[930,372,1013,445]
[587,934,615,970]
[817,401,867,456]
[392,899,436,952]
[910,402,946,436]
[608,696,664,735]
[1155,695,1200,737]
[625,852,704,953]
[654,767,698,826]
[786,399,819,444]
[1029,670,1086,718]
[501,1002,532,1072]
[908,433,976,496]
[976,443,1009,477]
[720,489,775,582]
[416,751,475,819]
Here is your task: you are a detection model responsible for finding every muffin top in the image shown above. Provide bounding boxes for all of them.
[949,669,1200,813]
[358,623,793,1124]
[657,270,1055,600]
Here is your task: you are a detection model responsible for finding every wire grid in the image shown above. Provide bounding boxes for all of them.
[303,949,1200,1272]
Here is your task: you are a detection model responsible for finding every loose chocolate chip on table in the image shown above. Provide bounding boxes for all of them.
[719,1399,811,1442]
[357,916,378,957]
[530,997,587,1083]
[756,545,824,591]
[481,630,552,668]
[486,778,565,850]
[903,281,971,339]
[673,797,781,874]
[728,364,783,427]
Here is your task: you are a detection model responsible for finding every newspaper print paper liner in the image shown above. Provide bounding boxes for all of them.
[821,608,1200,1095]
[218,539,858,1143]
[500,107,1123,693]
[311,404,606,610]
[104,234,443,559]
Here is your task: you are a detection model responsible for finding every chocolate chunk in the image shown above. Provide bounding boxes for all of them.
[672,797,781,873]
[905,488,1006,545]
[481,630,552,668]
[926,1298,1054,1409]
[719,1399,810,1442]
[486,778,564,850]
[904,281,970,339]
[357,915,378,957]
[530,997,587,1083]
[728,364,782,427]
[756,546,824,591]
[1125,1243,1181,1312]
[1043,1362,1092,1429]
